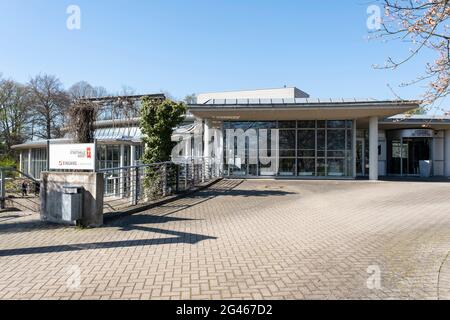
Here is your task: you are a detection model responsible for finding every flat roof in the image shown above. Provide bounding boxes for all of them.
[193,97,419,106]
[188,99,421,121]
[11,139,71,149]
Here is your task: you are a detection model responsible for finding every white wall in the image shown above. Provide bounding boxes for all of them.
[445,130,450,177]
[434,130,445,176]
[197,87,309,104]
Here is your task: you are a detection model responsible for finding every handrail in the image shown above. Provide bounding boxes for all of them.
[97,158,213,173]
[0,167,39,183]
[97,161,173,173]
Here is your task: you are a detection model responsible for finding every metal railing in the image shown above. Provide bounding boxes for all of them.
[1,158,222,214]
[0,167,40,211]
[99,157,222,213]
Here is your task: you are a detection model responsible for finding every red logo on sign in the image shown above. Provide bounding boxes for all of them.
[87,147,92,159]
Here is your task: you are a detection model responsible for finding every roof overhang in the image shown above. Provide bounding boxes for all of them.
[188,100,420,121]
[11,138,141,150]
[379,118,450,130]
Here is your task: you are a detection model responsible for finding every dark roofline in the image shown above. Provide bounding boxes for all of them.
[188,99,421,109]
[381,116,450,124]
[78,93,166,103]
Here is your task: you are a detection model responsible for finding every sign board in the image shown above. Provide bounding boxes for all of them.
[49,143,96,170]
[388,129,435,139]
[407,129,435,138]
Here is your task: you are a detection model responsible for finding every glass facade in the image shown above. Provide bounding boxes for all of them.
[20,151,29,175]
[19,149,48,179]
[95,127,142,140]
[356,130,369,176]
[97,145,122,169]
[31,149,48,179]
[223,120,354,178]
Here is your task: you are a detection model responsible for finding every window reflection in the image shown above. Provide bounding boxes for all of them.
[223,120,354,178]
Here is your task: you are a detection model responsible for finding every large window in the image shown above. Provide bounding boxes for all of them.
[30,148,47,179]
[298,129,315,176]
[223,120,354,177]
[20,151,29,175]
[96,145,124,169]
[96,145,132,196]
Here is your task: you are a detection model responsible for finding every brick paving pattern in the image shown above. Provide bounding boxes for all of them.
[1,179,450,300]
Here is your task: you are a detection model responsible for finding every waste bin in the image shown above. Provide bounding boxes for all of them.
[419,160,432,178]
[61,186,83,222]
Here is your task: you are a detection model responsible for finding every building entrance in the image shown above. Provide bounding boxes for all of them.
[387,129,433,176]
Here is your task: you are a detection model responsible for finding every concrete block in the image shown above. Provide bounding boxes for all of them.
[40,172,104,227]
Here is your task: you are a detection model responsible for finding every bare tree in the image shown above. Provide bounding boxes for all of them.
[0,77,30,152]
[159,90,175,101]
[67,100,97,143]
[27,74,70,139]
[68,81,108,100]
[66,84,150,143]
[66,81,109,143]
[373,0,449,109]
[119,85,136,97]
[184,93,197,104]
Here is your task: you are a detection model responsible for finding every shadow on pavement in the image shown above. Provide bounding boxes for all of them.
[0,219,61,234]
[0,214,216,257]
[143,179,296,218]
[0,234,216,257]
[0,179,297,257]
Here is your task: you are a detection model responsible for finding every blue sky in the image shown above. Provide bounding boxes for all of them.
[0,0,443,105]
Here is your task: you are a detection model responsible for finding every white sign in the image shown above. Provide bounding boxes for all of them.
[49,143,96,170]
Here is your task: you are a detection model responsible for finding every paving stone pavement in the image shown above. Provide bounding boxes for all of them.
[1,179,450,300]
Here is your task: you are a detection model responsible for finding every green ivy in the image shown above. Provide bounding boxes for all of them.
[140,98,186,198]
[0,156,18,179]
[0,156,17,169]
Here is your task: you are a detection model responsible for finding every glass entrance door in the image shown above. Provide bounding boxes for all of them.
[356,138,365,176]
[388,139,405,175]
[403,138,430,175]
[387,138,431,176]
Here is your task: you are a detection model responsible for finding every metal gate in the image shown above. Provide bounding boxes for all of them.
[100,158,221,213]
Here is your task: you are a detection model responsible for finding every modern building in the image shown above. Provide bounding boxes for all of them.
[188,87,450,180]
[11,87,450,181]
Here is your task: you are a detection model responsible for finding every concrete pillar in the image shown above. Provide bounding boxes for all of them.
[19,152,23,174]
[119,144,125,198]
[119,144,125,167]
[445,130,450,177]
[130,145,136,166]
[27,148,32,176]
[369,116,379,181]
[216,122,224,177]
[130,145,137,205]
[203,119,211,179]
